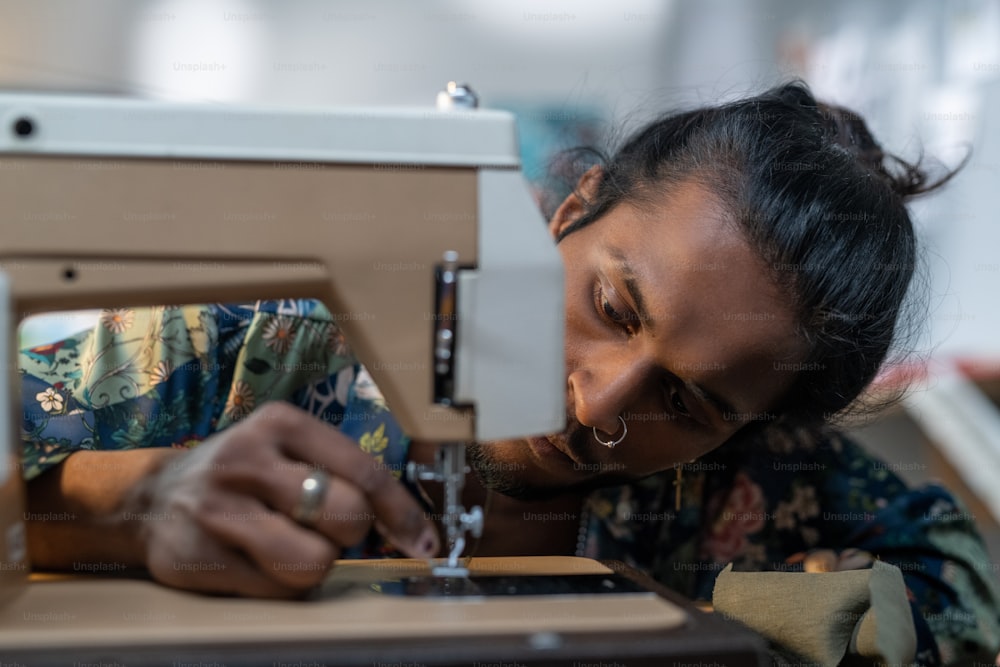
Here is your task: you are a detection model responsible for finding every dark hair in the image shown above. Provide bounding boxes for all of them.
[556,81,958,428]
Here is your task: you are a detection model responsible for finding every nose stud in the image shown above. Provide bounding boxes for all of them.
[593,416,628,449]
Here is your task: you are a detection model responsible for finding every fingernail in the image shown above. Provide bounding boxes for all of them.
[417,528,438,557]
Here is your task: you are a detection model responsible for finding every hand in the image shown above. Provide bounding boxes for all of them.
[133,402,439,597]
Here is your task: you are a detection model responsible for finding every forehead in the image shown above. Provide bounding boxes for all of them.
[594,180,806,412]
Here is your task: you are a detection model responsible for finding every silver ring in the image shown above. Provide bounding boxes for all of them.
[292,470,329,526]
[593,416,627,449]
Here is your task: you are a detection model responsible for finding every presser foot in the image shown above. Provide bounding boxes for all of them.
[429,536,470,577]
[406,443,483,578]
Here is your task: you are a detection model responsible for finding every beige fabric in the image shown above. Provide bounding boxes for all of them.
[712,560,916,666]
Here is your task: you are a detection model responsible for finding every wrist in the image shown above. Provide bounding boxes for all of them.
[26,447,185,570]
[117,448,186,566]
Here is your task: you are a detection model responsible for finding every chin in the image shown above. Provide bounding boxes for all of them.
[467,439,614,502]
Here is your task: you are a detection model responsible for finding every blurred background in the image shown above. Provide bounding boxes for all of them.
[3,0,1000,558]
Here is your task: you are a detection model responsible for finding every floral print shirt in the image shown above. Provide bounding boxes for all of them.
[19,300,1000,666]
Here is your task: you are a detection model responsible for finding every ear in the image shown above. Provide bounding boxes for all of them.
[547,165,603,240]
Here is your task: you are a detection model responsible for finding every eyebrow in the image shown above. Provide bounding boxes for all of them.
[606,245,742,423]
[608,248,655,336]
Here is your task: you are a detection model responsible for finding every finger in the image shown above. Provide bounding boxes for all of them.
[213,551,317,599]
[251,403,439,558]
[148,528,311,599]
[197,492,338,590]
[244,439,400,550]
[301,474,377,549]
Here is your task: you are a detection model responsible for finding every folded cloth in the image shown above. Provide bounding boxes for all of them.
[712,560,916,666]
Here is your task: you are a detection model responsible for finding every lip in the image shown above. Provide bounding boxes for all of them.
[527,434,579,466]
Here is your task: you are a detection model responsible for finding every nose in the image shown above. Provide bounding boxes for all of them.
[568,356,648,437]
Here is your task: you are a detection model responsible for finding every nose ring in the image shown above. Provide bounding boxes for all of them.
[593,416,627,449]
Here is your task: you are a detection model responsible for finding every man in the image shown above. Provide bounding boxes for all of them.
[20,84,1000,664]
[24,170,800,591]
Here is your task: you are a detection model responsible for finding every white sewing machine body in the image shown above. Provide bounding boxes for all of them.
[0,91,565,590]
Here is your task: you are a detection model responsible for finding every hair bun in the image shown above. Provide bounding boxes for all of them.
[816,101,948,200]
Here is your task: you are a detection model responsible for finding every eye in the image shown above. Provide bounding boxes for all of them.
[602,294,625,322]
[593,282,637,335]
[669,388,691,417]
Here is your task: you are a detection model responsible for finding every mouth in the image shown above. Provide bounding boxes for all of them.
[527,434,579,466]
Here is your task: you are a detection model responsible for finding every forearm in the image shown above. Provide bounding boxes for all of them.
[25,448,184,570]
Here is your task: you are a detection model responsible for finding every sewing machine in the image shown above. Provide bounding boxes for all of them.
[0,83,568,573]
[0,88,766,665]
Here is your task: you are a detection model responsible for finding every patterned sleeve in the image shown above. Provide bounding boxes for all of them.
[20,305,223,479]
[18,300,366,481]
